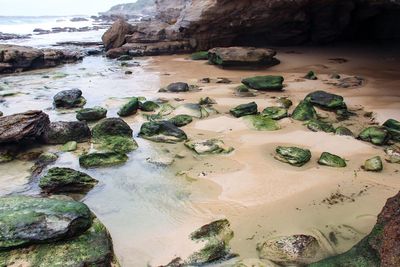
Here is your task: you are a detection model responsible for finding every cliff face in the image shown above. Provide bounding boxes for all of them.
[155,0,190,24]
[101,0,156,17]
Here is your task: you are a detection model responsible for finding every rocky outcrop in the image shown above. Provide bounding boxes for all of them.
[102,19,137,51]
[0,45,83,74]
[208,47,278,67]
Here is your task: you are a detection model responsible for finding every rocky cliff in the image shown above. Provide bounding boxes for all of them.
[100,0,156,18]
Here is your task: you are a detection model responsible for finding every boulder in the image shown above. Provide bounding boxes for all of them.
[306,119,335,133]
[262,107,288,120]
[230,102,258,118]
[244,115,281,131]
[257,235,326,265]
[0,110,49,144]
[275,146,312,167]
[53,89,86,109]
[242,76,284,91]
[79,152,128,168]
[335,126,354,136]
[44,121,91,144]
[102,19,136,51]
[358,126,390,146]
[305,91,346,110]
[118,97,139,117]
[185,139,234,154]
[208,47,278,67]
[291,101,317,121]
[0,196,92,250]
[139,121,187,143]
[363,156,383,172]
[39,167,98,194]
[383,119,400,142]
[76,106,107,121]
[166,82,189,93]
[318,152,347,167]
[169,115,193,127]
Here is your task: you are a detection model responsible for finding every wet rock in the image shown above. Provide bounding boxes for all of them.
[0,218,118,267]
[44,121,91,145]
[139,121,187,143]
[146,155,175,166]
[185,139,234,155]
[216,77,232,84]
[385,146,400,164]
[383,119,400,142]
[174,103,218,119]
[311,191,400,267]
[230,102,258,118]
[257,235,326,265]
[199,97,217,105]
[291,101,317,121]
[61,141,77,152]
[0,110,50,144]
[118,97,139,117]
[31,152,58,176]
[76,106,107,121]
[304,71,318,80]
[358,126,390,146]
[276,97,293,109]
[79,152,128,168]
[166,82,189,93]
[318,152,347,168]
[169,115,193,127]
[242,75,284,91]
[335,126,354,136]
[102,19,136,51]
[208,47,278,67]
[275,146,312,167]
[363,156,383,172]
[191,51,208,60]
[262,107,288,120]
[125,70,133,75]
[39,167,98,194]
[0,196,92,250]
[140,101,160,112]
[306,119,335,133]
[244,115,281,131]
[305,91,346,110]
[334,76,364,88]
[53,89,86,109]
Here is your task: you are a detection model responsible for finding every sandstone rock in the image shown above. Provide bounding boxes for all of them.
[102,19,136,51]
[44,121,91,145]
[275,146,311,167]
[53,89,86,109]
[208,47,278,67]
[139,121,187,143]
[230,102,258,118]
[0,110,49,144]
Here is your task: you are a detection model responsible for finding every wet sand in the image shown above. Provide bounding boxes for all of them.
[0,44,399,266]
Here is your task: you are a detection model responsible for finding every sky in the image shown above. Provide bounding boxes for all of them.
[0,0,137,16]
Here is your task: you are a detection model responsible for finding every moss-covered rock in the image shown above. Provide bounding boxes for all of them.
[140,101,160,112]
[275,146,312,167]
[244,115,281,131]
[276,97,293,109]
[191,51,209,60]
[305,91,346,110]
[174,103,218,119]
[117,97,139,117]
[44,121,91,145]
[262,107,288,120]
[335,126,354,137]
[169,115,193,127]
[304,71,318,80]
[291,101,317,121]
[318,152,347,168]
[358,126,390,146]
[306,119,335,133]
[61,141,77,152]
[241,76,284,91]
[0,196,92,250]
[385,146,400,164]
[97,136,138,154]
[0,218,118,267]
[363,156,383,172]
[185,139,234,154]
[199,97,217,105]
[139,121,187,143]
[39,167,98,194]
[79,152,128,168]
[76,106,107,121]
[53,89,86,109]
[230,102,258,118]
[383,119,400,142]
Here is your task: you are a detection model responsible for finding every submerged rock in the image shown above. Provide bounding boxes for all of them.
[0,196,92,250]
[140,101,160,112]
[139,121,187,143]
[44,121,91,145]
[241,76,284,91]
[165,82,190,93]
[39,167,98,194]
[306,119,335,133]
[291,101,317,121]
[230,102,258,118]
[244,115,281,131]
[383,118,400,142]
[53,89,86,109]
[318,152,347,168]
[191,51,209,60]
[79,152,128,168]
[169,115,193,127]
[0,110,49,144]
[304,71,318,80]
[185,139,234,154]
[257,235,326,265]
[262,107,288,120]
[31,152,58,176]
[275,146,311,167]
[76,106,107,121]
[118,97,139,117]
[358,126,390,146]
[174,103,218,119]
[305,91,345,110]
[208,47,278,67]
[335,126,354,136]
[363,156,383,172]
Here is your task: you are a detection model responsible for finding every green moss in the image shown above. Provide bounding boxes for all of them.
[335,126,354,136]
[79,152,128,168]
[139,121,187,143]
[291,101,317,121]
[191,51,209,60]
[244,115,281,131]
[383,119,400,142]
[76,106,107,121]
[97,136,138,154]
[236,85,250,93]
[275,146,312,167]
[306,119,335,133]
[230,102,258,118]
[117,97,139,117]
[169,115,193,127]
[262,106,288,120]
[277,98,293,108]
[358,127,389,146]
[61,141,77,152]
[304,71,318,80]
[318,152,347,168]
[242,75,284,91]
[363,156,383,172]
[92,118,133,139]
[140,101,160,112]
